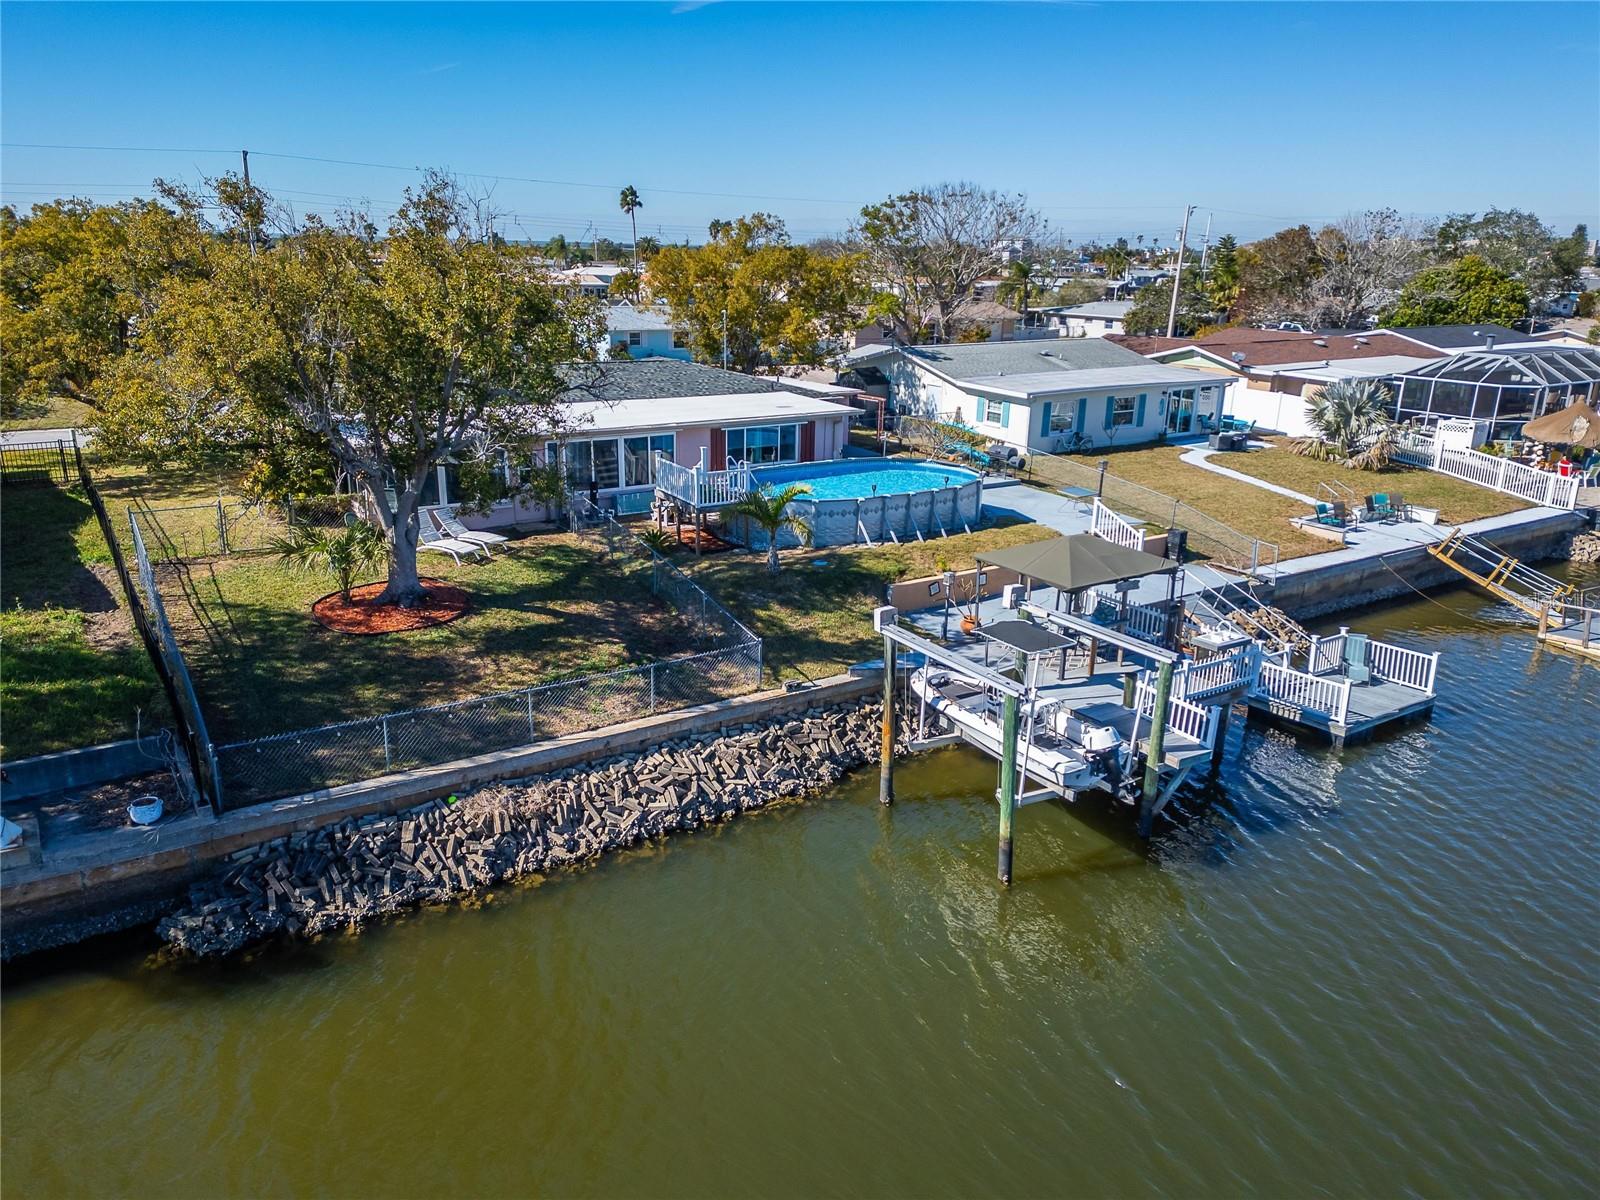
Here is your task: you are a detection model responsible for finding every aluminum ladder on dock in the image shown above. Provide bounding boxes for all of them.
[1425,528,1576,621]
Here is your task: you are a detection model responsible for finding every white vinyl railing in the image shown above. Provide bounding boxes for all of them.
[1174,645,1260,702]
[1090,497,1146,551]
[1256,661,1351,725]
[1366,639,1440,695]
[1389,427,1578,508]
[1307,633,1346,676]
[1137,685,1219,749]
[653,452,756,509]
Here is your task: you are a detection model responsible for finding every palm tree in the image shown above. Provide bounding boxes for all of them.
[727,483,812,575]
[269,519,389,604]
[1292,379,1398,470]
[619,185,642,268]
[998,260,1036,317]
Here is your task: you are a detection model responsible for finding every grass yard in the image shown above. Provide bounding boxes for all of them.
[1,394,98,432]
[0,482,167,756]
[685,518,1054,683]
[160,533,698,743]
[1033,440,1529,561]
[1222,437,1530,523]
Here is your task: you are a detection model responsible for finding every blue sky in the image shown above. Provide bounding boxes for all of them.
[3,2,1596,246]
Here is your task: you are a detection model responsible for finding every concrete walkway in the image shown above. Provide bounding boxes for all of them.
[1180,446,1318,506]
[0,427,88,447]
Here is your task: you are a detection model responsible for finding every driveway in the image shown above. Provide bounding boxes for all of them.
[1,427,89,447]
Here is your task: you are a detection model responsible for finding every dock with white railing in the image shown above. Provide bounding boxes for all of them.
[1246,627,1439,745]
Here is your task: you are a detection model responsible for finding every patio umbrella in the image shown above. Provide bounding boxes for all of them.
[1521,400,1600,449]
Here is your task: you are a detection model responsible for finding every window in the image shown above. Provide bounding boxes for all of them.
[1112,395,1137,426]
[627,331,642,347]
[623,433,675,486]
[672,330,688,349]
[983,397,1007,424]
[556,438,621,490]
[1102,318,1114,328]
[726,423,799,465]
[1049,404,1073,432]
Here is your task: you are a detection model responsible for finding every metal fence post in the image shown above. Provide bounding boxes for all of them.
[649,662,658,714]
[57,440,70,484]
[382,715,392,769]
[526,687,536,740]
[217,500,230,556]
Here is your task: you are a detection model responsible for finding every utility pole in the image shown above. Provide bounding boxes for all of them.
[240,149,258,257]
[1198,211,1213,285]
[721,307,729,370]
[1165,204,1195,339]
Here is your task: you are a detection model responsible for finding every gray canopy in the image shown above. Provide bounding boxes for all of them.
[976,533,1177,593]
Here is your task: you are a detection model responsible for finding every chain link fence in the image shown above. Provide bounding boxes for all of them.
[131,495,351,562]
[204,494,763,809]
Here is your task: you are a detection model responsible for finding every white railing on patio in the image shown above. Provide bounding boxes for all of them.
[1366,639,1440,695]
[1256,661,1351,725]
[1090,497,1146,550]
[1307,633,1347,676]
[1389,427,1578,508]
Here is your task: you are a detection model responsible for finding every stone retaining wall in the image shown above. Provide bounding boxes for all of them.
[160,699,901,957]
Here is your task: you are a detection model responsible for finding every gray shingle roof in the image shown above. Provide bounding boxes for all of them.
[880,338,1150,381]
[604,304,675,332]
[1382,324,1529,350]
[555,359,787,403]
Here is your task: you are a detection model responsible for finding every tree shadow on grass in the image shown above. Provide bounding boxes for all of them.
[0,483,118,614]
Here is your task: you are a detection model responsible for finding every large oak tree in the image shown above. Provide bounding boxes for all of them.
[99,173,600,606]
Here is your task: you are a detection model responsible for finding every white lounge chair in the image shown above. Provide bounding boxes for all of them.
[418,520,488,564]
[428,506,509,552]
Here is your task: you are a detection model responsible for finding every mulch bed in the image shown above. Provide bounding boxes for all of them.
[311,578,470,635]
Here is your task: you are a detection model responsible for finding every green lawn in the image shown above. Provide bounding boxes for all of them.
[160,533,699,743]
[684,519,1053,683]
[0,482,167,757]
[1030,440,1529,561]
[0,394,97,432]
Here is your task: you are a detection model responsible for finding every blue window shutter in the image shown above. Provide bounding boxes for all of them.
[1001,400,1011,426]
[1104,397,1114,429]
[1076,398,1087,430]
[1039,401,1052,437]
[1136,393,1147,426]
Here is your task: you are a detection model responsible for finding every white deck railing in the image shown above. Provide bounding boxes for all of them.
[1137,685,1219,749]
[1366,639,1440,695]
[1256,661,1351,725]
[1307,633,1346,676]
[1090,497,1146,551]
[653,452,756,510]
[1175,645,1260,702]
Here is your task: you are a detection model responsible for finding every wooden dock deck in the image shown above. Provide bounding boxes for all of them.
[1247,675,1435,745]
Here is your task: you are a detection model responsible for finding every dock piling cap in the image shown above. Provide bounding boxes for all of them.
[873,605,898,633]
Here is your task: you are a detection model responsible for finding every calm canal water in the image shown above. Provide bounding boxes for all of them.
[5,570,1598,1199]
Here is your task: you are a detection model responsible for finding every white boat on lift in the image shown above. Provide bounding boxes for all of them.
[908,666,1132,800]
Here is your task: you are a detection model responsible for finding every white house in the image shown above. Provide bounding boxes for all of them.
[603,304,690,360]
[845,339,1227,453]
[1034,300,1133,338]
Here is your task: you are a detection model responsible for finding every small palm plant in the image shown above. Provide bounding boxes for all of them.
[1293,378,1398,470]
[638,527,676,555]
[269,518,389,604]
[727,483,812,575]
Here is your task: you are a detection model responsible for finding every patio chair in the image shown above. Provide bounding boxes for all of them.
[418,519,488,564]
[429,506,509,552]
[1343,633,1371,685]
[1387,493,1407,521]
[1313,502,1342,528]
[1364,493,1392,521]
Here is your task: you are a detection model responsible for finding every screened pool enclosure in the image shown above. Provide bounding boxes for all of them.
[1388,347,1600,442]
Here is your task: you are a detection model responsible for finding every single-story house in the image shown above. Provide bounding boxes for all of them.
[602,303,690,361]
[1109,328,1443,436]
[1370,324,1531,354]
[844,339,1227,452]
[427,360,860,528]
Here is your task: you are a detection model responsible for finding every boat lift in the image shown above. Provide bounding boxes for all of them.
[872,597,1207,884]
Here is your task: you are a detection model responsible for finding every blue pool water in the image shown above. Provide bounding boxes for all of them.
[754,458,979,501]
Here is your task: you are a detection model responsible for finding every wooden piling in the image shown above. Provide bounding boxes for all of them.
[1210,702,1231,770]
[997,692,1020,884]
[1138,660,1175,837]
[879,635,896,805]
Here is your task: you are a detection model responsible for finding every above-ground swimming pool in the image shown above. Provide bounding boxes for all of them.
[736,458,983,548]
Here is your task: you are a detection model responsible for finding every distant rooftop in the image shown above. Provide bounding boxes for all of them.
[1377,324,1531,351]
[847,338,1146,381]
[604,304,674,332]
[556,359,791,404]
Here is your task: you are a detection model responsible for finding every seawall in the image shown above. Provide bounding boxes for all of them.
[1265,509,1588,622]
[1,673,877,959]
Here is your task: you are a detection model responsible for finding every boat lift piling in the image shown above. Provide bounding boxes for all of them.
[880,634,897,805]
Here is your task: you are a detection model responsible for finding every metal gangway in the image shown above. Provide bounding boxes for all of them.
[1425,528,1591,620]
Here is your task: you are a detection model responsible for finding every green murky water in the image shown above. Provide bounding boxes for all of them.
[4,573,1597,1198]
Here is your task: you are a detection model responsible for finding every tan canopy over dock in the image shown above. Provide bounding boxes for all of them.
[1521,400,1600,449]
[976,533,1178,594]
